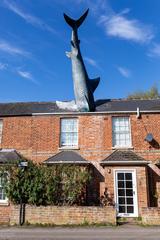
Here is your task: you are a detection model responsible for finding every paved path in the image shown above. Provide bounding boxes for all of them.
[0,225,160,240]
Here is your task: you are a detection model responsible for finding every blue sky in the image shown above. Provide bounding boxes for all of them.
[0,0,160,102]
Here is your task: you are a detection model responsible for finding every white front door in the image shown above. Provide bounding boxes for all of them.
[115,170,138,217]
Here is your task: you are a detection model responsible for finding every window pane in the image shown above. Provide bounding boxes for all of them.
[126,198,133,204]
[126,189,133,196]
[127,206,134,213]
[0,120,3,144]
[119,205,125,213]
[126,181,133,188]
[61,119,78,147]
[112,117,131,147]
[119,197,125,204]
[118,181,124,188]
[118,189,125,196]
[125,173,132,180]
[118,173,124,180]
[0,175,7,201]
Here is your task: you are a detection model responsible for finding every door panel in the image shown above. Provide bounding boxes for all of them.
[115,170,138,217]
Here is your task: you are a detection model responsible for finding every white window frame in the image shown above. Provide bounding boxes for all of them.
[112,117,132,148]
[0,120,3,144]
[114,169,138,217]
[60,118,78,148]
[0,173,8,204]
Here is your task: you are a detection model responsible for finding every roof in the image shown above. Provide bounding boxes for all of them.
[0,149,22,164]
[0,99,160,116]
[44,151,89,164]
[101,150,149,166]
[95,99,160,112]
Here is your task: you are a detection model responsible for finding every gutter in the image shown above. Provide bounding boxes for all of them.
[43,161,90,164]
[100,160,151,166]
[32,110,160,116]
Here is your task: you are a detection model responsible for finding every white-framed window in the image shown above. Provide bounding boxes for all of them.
[0,120,3,144]
[112,117,132,148]
[60,118,78,147]
[0,173,8,204]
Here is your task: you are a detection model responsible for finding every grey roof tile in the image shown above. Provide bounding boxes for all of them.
[101,150,148,166]
[0,99,160,116]
[0,149,22,164]
[44,151,89,164]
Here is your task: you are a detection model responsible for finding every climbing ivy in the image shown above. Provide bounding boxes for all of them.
[1,161,91,206]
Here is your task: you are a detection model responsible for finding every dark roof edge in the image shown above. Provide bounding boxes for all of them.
[44,160,90,164]
[101,160,151,166]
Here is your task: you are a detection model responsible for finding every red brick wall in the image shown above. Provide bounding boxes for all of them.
[141,207,160,225]
[0,205,11,224]
[1,113,160,162]
[1,113,160,210]
[10,205,116,225]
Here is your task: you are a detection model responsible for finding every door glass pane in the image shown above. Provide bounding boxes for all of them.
[126,181,133,188]
[126,198,133,204]
[126,189,133,196]
[118,173,124,180]
[118,189,125,196]
[119,197,125,204]
[119,205,125,213]
[127,206,134,213]
[125,173,132,180]
[118,181,124,188]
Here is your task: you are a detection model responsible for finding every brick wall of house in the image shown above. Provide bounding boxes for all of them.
[0,113,160,213]
[1,113,160,162]
[10,205,116,225]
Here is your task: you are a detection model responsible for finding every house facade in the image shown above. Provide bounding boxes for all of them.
[0,99,160,219]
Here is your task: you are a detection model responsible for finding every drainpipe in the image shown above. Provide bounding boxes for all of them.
[18,161,28,226]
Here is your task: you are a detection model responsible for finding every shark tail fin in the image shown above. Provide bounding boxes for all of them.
[64,9,89,29]
[89,77,100,93]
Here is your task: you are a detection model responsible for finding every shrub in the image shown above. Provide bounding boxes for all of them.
[1,161,91,206]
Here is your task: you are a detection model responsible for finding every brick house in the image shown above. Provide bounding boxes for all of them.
[0,98,160,219]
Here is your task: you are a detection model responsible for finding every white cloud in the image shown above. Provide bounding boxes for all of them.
[148,43,160,57]
[0,40,30,57]
[84,56,101,71]
[117,66,131,78]
[99,13,154,43]
[0,63,8,70]
[3,0,57,34]
[76,0,154,44]
[17,70,38,85]
[84,57,98,67]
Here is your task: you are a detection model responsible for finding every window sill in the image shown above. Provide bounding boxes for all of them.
[0,201,9,206]
[112,146,134,150]
[59,146,80,150]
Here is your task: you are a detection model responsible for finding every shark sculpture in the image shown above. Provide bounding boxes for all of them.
[63,9,100,112]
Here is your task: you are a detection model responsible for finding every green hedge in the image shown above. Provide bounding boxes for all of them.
[1,161,91,206]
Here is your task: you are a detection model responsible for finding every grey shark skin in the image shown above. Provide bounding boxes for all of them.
[64,9,100,112]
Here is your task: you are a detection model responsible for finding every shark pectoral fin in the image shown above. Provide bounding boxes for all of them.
[65,51,72,58]
[89,77,100,93]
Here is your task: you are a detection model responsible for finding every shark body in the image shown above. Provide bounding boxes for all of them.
[64,9,100,112]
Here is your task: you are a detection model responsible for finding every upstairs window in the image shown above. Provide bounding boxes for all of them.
[60,118,78,147]
[0,120,3,144]
[112,117,131,148]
